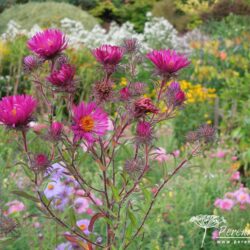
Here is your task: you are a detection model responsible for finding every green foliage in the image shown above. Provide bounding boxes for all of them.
[152,0,192,32]
[201,0,250,21]
[116,0,156,32]
[0,2,98,33]
[90,0,156,32]
[0,36,29,97]
[90,0,118,23]
[202,14,250,38]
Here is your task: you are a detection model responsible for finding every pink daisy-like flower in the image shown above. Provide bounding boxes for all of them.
[230,171,240,182]
[214,198,234,211]
[0,95,37,129]
[147,49,190,76]
[47,64,76,92]
[27,29,67,59]
[233,189,250,205]
[92,44,124,66]
[152,147,171,163]
[5,200,26,215]
[72,102,109,144]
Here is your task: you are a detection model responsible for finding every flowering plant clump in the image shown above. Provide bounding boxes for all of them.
[0,29,215,249]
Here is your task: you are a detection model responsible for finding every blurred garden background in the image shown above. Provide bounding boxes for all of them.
[0,0,250,249]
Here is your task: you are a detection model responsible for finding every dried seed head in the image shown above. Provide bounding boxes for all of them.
[124,158,144,179]
[130,82,146,96]
[0,216,17,235]
[93,81,114,104]
[186,131,199,143]
[198,124,216,143]
[123,38,139,54]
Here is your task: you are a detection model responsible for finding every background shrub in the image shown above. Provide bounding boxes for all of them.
[0,2,98,33]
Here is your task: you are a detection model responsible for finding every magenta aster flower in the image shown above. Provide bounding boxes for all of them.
[0,95,37,129]
[72,102,109,143]
[27,29,67,59]
[92,45,124,73]
[146,49,190,76]
[47,64,76,92]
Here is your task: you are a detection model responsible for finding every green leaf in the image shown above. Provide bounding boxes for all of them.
[140,185,152,203]
[128,209,137,227]
[12,190,39,202]
[68,207,76,227]
[110,184,120,202]
[125,223,133,240]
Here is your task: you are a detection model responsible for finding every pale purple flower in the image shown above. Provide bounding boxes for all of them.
[53,197,69,211]
[44,181,63,199]
[76,219,90,235]
[55,242,73,250]
[74,197,90,214]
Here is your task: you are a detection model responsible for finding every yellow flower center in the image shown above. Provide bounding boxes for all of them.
[79,224,87,231]
[47,184,54,190]
[239,194,247,201]
[55,199,62,205]
[80,115,94,132]
[11,108,17,116]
